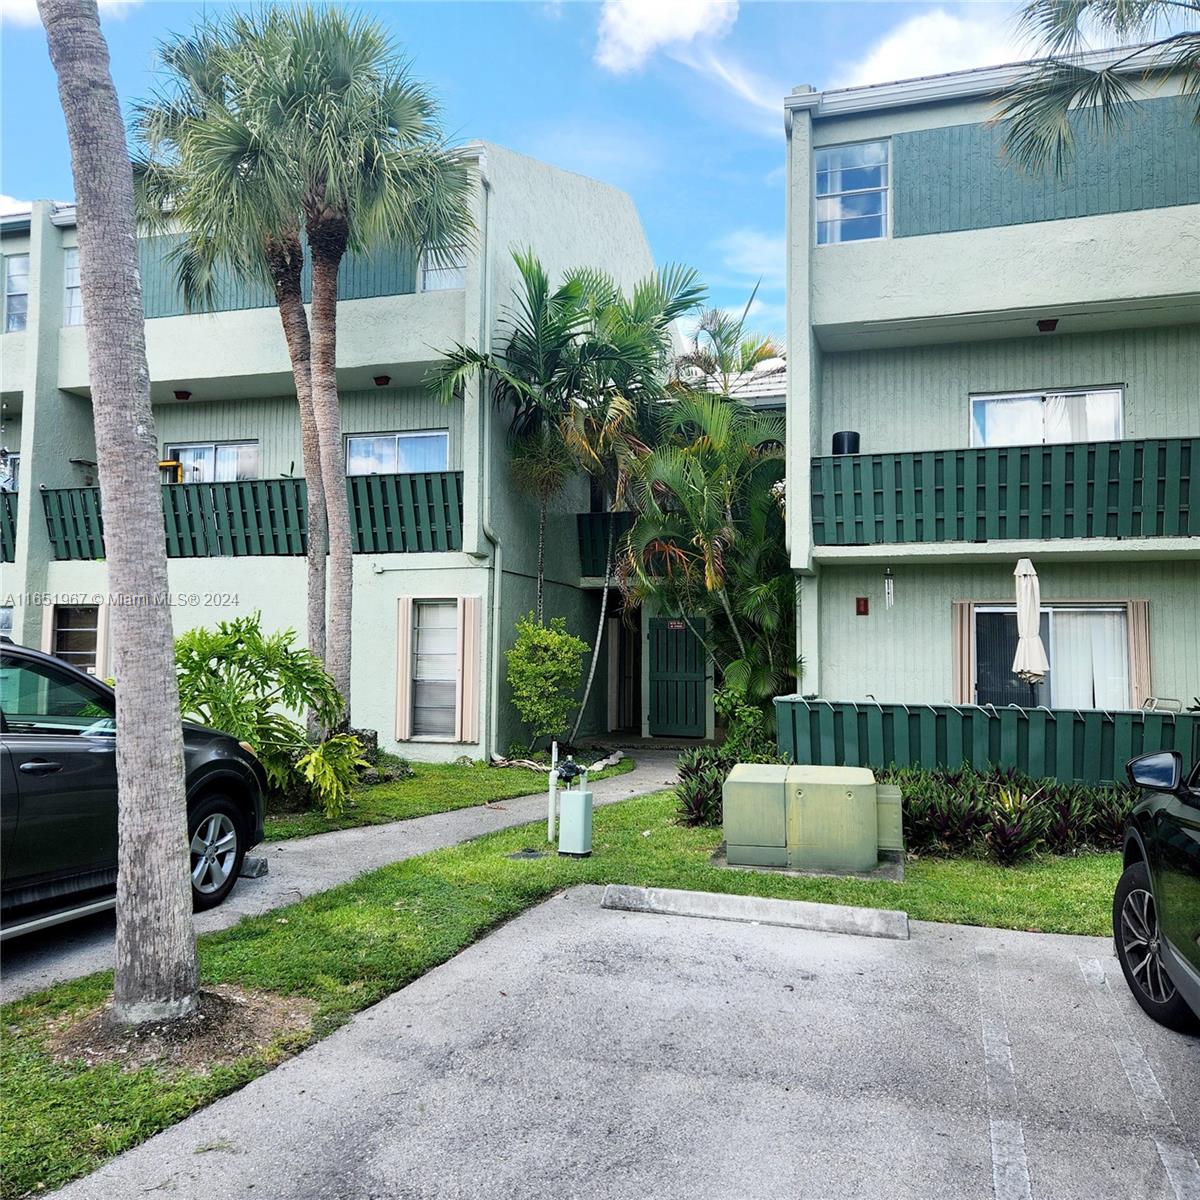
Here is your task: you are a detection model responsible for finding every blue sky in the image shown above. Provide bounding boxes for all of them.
[1,0,1032,339]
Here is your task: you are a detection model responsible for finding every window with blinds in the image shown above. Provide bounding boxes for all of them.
[412,600,458,737]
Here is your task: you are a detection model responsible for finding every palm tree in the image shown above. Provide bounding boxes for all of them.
[674,287,783,399]
[429,249,591,617]
[997,2,1199,174]
[563,264,706,742]
[38,0,199,1026]
[620,392,796,711]
[269,8,474,723]
[133,14,330,676]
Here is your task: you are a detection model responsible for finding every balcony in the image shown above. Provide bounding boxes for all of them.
[810,437,1199,548]
[576,511,635,577]
[775,696,1200,786]
[40,471,464,561]
[1,492,15,563]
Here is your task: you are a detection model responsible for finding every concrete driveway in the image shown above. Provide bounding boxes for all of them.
[0,753,678,1001]
[54,886,1199,1200]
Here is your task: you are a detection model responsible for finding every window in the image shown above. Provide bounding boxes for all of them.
[4,254,29,332]
[421,248,467,292]
[346,431,448,475]
[0,651,114,736]
[1,451,18,492]
[52,605,101,673]
[970,389,1123,448]
[63,247,83,326]
[165,441,260,483]
[411,601,458,738]
[0,606,12,639]
[815,141,889,245]
[974,604,1131,709]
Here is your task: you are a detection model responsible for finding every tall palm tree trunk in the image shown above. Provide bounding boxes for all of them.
[570,513,616,743]
[266,236,327,676]
[39,0,198,1025]
[307,218,353,723]
[535,497,547,624]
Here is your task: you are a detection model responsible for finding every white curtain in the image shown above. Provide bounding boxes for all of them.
[971,396,1042,446]
[1043,390,1122,444]
[1050,610,1130,709]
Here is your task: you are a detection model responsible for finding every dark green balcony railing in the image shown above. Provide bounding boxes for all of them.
[811,436,1199,546]
[577,511,635,576]
[0,491,15,563]
[42,471,464,560]
[776,697,1200,786]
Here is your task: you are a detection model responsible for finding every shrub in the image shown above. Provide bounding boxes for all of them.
[676,745,732,827]
[713,685,779,762]
[175,612,361,818]
[505,613,589,750]
[985,785,1046,865]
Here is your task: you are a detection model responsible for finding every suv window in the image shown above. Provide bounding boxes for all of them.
[0,653,115,736]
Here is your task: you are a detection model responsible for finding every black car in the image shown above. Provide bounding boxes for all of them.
[1114,750,1200,1032]
[0,640,266,940]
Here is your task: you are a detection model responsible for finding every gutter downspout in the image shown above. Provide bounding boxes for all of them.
[474,159,503,760]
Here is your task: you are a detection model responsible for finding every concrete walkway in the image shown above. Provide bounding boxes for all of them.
[0,752,679,1001]
[52,886,1200,1200]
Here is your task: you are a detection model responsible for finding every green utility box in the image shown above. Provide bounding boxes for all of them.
[723,764,903,874]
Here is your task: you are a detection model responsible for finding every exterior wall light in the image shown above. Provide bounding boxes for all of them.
[1036,318,1058,333]
[174,389,192,400]
[373,375,391,387]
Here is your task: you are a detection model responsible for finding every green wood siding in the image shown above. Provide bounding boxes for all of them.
[892,94,1200,237]
[42,471,463,560]
[819,326,1200,454]
[812,561,1200,709]
[776,698,1199,785]
[153,388,464,479]
[138,235,419,319]
[811,437,1198,545]
[0,491,15,563]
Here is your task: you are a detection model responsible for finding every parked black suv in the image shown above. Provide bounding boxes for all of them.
[1114,750,1200,1032]
[0,641,266,939]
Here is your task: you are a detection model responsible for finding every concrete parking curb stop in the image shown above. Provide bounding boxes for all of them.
[600,883,911,940]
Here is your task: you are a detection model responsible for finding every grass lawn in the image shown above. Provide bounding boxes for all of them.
[1,790,1121,1199]
[263,756,636,840]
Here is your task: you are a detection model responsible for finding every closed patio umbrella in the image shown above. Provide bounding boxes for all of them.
[1012,558,1050,688]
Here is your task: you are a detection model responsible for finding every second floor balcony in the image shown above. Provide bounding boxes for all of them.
[36,471,464,561]
[810,436,1198,549]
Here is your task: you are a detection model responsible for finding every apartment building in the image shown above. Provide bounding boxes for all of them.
[0,142,658,759]
[783,53,1199,725]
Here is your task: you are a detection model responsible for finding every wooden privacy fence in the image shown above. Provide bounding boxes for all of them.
[41,471,464,560]
[576,511,635,577]
[775,697,1200,786]
[0,491,15,563]
[810,436,1199,546]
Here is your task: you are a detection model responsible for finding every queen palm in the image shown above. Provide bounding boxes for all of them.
[38,0,199,1026]
[430,249,591,619]
[267,8,474,723]
[998,1,1200,174]
[133,13,330,676]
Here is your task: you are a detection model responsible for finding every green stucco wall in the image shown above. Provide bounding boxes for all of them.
[892,94,1200,237]
[814,559,1200,706]
[138,235,418,319]
[152,387,464,478]
[819,324,1200,454]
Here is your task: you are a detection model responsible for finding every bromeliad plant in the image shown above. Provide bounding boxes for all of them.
[175,613,367,819]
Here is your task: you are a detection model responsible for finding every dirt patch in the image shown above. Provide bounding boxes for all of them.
[47,984,316,1074]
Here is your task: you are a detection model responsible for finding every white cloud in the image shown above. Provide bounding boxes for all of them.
[2,0,142,26]
[715,228,786,288]
[833,5,1031,89]
[0,194,32,216]
[595,0,737,73]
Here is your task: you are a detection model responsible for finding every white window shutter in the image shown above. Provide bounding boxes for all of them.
[456,596,480,744]
[395,596,414,741]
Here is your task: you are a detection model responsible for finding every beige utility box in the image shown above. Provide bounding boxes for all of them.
[723,764,903,873]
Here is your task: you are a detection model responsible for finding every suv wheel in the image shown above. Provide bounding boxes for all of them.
[1113,861,1197,1032]
[188,795,245,912]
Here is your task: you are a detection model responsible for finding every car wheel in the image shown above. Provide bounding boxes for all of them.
[1113,861,1198,1033]
[188,795,245,912]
